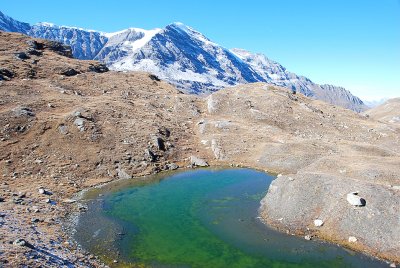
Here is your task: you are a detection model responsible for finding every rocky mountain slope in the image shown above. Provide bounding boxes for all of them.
[0,10,367,112]
[0,31,203,267]
[365,98,400,124]
[198,83,400,263]
[0,31,399,267]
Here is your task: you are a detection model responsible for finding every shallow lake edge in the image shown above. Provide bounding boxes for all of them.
[63,165,392,267]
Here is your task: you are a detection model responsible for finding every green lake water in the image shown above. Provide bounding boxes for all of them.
[74,168,386,267]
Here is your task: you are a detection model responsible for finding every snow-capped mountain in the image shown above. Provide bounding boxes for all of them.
[0,11,30,34]
[0,11,367,111]
[99,23,263,94]
[29,23,108,60]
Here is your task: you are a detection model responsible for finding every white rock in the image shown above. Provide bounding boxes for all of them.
[189,156,209,167]
[211,139,225,160]
[38,188,46,194]
[348,236,357,243]
[314,219,324,227]
[346,192,365,206]
[304,235,312,241]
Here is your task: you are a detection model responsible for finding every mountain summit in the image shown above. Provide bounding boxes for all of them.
[0,11,367,111]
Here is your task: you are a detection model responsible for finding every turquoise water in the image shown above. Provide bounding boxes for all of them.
[75,169,386,267]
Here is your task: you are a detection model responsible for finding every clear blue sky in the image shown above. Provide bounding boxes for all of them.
[2,0,399,100]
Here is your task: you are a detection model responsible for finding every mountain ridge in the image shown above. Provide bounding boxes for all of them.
[0,10,367,111]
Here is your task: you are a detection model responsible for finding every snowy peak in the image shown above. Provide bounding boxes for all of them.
[165,22,214,45]
[103,27,161,52]
[0,10,30,33]
[0,11,367,111]
[230,48,257,59]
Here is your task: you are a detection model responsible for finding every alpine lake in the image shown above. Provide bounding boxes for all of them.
[74,168,387,267]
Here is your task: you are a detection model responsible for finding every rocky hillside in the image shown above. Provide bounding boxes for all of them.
[0,31,399,267]
[0,31,204,267]
[0,10,367,112]
[365,98,400,124]
[197,83,400,263]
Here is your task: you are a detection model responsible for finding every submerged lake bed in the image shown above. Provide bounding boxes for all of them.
[74,168,386,267]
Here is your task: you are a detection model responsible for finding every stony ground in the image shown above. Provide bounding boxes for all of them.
[0,31,208,267]
[1,31,399,267]
[197,84,400,263]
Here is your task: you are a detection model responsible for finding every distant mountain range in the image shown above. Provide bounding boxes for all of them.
[0,10,367,111]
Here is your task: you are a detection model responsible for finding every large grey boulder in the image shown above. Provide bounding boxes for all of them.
[190,156,209,167]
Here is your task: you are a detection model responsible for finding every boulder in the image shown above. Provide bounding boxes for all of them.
[314,219,324,227]
[0,68,14,80]
[149,74,161,81]
[167,163,179,170]
[190,156,209,167]
[60,68,80,76]
[346,192,366,206]
[74,118,85,131]
[13,107,35,117]
[26,40,44,50]
[58,124,68,135]
[13,238,34,249]
[26,48,43,56]
[45,41,73,58]
[88,64,109,73]
[117,168,132,180]
[152,135,165,151]
[14,52,30,60]
[145,149,156,162]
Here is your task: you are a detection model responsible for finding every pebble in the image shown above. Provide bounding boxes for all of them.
[348,236,357,243]
[13,238,34,248]
[304,235,312,241]
[31,218,40,223]
[314,219,324,227]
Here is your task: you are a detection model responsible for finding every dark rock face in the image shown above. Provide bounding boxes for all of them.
[0,68,14,80]
[26,48,43,56]
[14,52,30,60]
[88,64,109,73]
[60,68,80,76]
[44,41,73,58]
[13,107,35,117]
[26,40,45,50]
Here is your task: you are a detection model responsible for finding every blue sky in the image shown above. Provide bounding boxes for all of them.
[2,1,399,100]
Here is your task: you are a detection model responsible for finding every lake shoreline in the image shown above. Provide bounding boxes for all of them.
[69,167,391,267]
